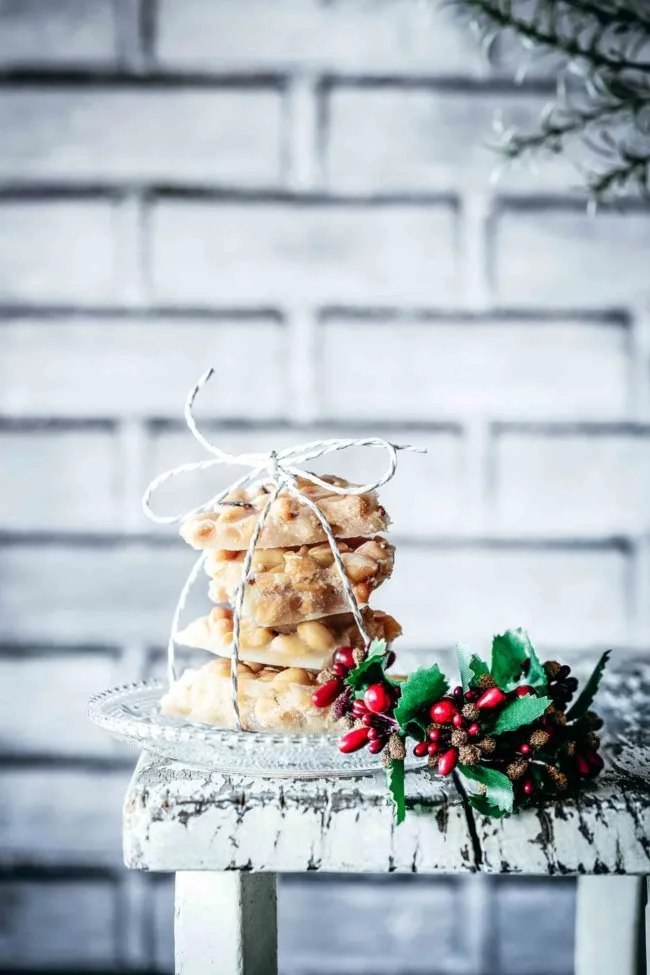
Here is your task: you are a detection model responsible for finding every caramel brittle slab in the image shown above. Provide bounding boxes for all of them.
[174,607,401,672]
[161,657,345,733]
[206,537,394,626]
[180,475,389,551]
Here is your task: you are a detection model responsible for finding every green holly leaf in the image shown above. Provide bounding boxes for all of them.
[394,664,449,729]
[458,763,514,813]
[491,629,543,690]
[467,793,509,819]
[456,646,489,692]
[403,718,427,742]
[386,757,406,824]
[345,638,389,695]
[566,650,610,722]
[491,694,551,734]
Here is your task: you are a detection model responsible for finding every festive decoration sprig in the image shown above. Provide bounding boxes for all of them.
[313,628,609,823]
[447,0,650,203]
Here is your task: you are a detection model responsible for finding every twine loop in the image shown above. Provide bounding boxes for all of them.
[142,368,425,731]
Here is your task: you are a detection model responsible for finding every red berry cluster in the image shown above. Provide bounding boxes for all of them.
[311,645,400,756]
[416,684,508,776]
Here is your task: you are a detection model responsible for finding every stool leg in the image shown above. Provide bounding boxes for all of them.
[175,872,277,975]
[575,876,644,975]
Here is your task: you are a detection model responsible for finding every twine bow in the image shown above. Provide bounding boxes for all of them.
[142,368,425,731]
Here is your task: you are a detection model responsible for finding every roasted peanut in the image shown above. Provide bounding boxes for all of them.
[296,620,335,651]
[270,634,307,657]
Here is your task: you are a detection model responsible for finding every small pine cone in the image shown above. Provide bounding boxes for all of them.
[546,765,569,791]
[381,749,393,769]
[586,732,601,750]
[316,668,336,684]
[330,688,352,720]
[585,711,604,731]
[451,729,469,747]
[479,736,496,755]
[547,706,568,726]
[458,744,481,766]
[529,729,551,751]
[565,740,576,757]
[427,754,440,770]
[477,673,497,689]
[544,660,562,680]
[389,734,406,761]
[462,703,480,722]
[352,647,367,667]
[506,758,528,781]
[342,715,355,730]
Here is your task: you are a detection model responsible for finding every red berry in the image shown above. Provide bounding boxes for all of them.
[515,685,536,697]
[334,646,356,671]
[476,687,507,710]
[465,689,479,702]
[428,728,441,742]
[367,727,381,740]
[452,685,463,700]
[437,748,459,776]
[368,737,387,754]
[428,741,441,756]
[364,683,392,714]
[312,678,342,709]
[338,727,370,754]
[452,712,465,729]
[429,699,457,724]
[361,713,376,728]
[467,723,480,737]
[576,754,591,777]
[522,778,535,796]
[413,741,428,758]
[587,752,604,777]
[331,661,349,678]
[520,743,531,756]
[351,700,368,719]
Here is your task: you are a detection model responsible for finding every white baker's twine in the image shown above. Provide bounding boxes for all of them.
[142,368,425,732]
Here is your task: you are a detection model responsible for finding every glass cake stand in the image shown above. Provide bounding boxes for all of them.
[88,680,427,778]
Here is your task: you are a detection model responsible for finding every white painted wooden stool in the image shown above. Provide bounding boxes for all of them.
[123,660,650,975]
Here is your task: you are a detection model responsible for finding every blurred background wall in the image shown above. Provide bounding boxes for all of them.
[0,0,649,972]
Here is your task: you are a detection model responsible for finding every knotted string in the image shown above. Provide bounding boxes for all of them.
[142,368,425,731]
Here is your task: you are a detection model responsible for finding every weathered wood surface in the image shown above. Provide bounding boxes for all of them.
[124,658,650,875]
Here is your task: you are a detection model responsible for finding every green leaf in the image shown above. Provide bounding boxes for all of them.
[456,646,489,692]
[386,757,406,825]
[467,793,509,819]
[394,665,449,728]
[566,650,611,722]
[403,718,427,742]
[491,695,551,734]
[491,629,535,690]
[459,763,514,813]
[345,639,388,693]
[519,636,548,692]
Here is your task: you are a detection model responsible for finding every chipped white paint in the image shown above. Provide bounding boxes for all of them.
[123,754,650,875]
[175,872,277,975]
[575,877,645,975]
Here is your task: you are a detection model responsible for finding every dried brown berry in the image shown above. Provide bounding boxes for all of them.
[479,736,496,755]
[458,744,481,765]
[316,668,336,684]
[544,660,562,680]
[529,729,551,751]
[451,729,469,747]
[546,765,569,791]
[353,647,367,667]
[585,711,604,730]
[461,703,481,722]
[506,758,529,781]
[389,734,406,761]
[381,749,393,769]
[565,741,576,757]
[586,732,601,750]
[477,673,497,689]
[547,706,568,726]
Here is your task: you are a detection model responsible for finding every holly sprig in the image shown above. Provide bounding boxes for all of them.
[313,629,609,824]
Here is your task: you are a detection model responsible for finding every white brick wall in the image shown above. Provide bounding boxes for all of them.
[2,0,647,971]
